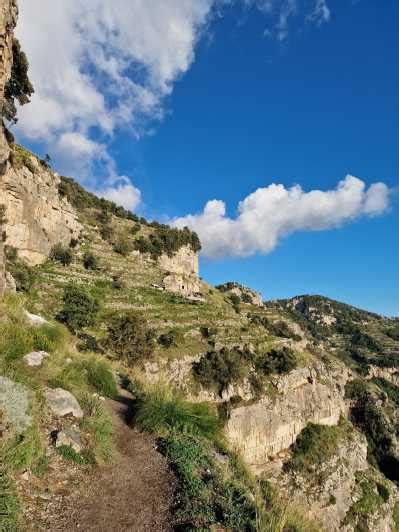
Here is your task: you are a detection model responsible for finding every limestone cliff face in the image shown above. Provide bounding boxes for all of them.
[0,155,82,264]
[158,245,201,297]
[0,0,17,169]
[225,363,350,469]
[159,245,199,277]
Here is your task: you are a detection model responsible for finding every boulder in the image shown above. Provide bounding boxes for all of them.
[54,428,82,453]
[45,388,83,418]
[23,351,49,367]
[25,310,48,327]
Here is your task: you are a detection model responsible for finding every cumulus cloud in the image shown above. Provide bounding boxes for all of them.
[173,175,390,258]
[97,181,142,211]
[15,0,333,191]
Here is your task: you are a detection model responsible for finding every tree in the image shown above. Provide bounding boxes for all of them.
[56,284,100,332]
[106,311,154,365]
[3,38,34,124]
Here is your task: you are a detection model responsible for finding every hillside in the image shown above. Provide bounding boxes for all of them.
[0,144,398,531]
[0,2,399,530]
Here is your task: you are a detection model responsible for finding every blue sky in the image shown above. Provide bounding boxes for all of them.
[16,0,398,315]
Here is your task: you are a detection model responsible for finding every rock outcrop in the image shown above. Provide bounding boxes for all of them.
[45,388,84,419]
[0,154,82,264]
[225,363,350,470]
[159,245,201,298]
[217,282,263,306]
[0,0,17,170]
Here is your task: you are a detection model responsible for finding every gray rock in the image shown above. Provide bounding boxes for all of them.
[25,311,48,327]
[55,428,82,453]
[24,351,49,367]
[45,388,83,418]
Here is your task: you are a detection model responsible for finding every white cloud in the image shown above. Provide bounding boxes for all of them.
[97,181,142,212]
[307,0,330,26]
[15,0,333,186]
[173,175,390,258]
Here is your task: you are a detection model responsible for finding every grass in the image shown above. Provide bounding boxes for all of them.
[158,433,256,530]
[80,394,113,464]
[287,420,350,473]
[344,471,388,528]
[82,358,117,398]
[0,469,20,532]
[56,445,86,464]
[134,387,221,440]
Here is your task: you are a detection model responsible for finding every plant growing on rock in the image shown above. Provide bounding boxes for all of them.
[105,311,154,365]
[49,243,73,266]
[2,38,34,124]
[255,346,297,376]
[193,348,245,396]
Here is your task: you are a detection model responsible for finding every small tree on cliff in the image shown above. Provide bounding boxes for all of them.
[3,38,34,124]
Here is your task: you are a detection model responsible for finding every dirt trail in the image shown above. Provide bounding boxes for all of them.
[39,390,176,531]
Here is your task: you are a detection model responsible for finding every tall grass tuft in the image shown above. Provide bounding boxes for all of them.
[134,387,221,440]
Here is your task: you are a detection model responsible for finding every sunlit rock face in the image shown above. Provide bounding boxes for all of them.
[225,363,350,469]
[0,157,82,264]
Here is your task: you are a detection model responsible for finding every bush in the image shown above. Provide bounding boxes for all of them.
[193,348,245,395]
[83,358,117,398]
[56,445,86,464]
[199,326,217,339]
[7,260,37,293]
[287,423,343,472]
[255,346,297,375]
[135,388,221,440]
[2,38,34,123]
[113,237,133,256]
[56,284,100,332]
[77,333,103,353]
[105,311,154,365]
[49,243,73,266]
[83,251,98,270]
[158,329,183,349]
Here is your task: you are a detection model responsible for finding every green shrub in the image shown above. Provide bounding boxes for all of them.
[83,358,117,398]
[113,237,133,256]
[49,243,73,266]
[255,346,297,375]
[3,38,34,123]
[345,473,386,526]
[287,423,343,472]
[56,284,100,332]
[77,333,103,353]
[193,348,245,395]
[135,388,221,440]
[6,259,37,293]
[199,326,217,339]
[157,434,255,530]
[83,251,98,270]
[105,311,154,365]
[158,329,183,349]
[386,326,399,341]
[134,225,201,259]
[372,378,399,407]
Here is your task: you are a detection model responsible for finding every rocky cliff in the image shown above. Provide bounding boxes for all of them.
[0,0,17,169]
[0,147,82,264]
[226,362,350,469]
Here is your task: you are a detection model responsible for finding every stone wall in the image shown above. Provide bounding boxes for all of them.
[0,155,82,264]
[225,363,350,469]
